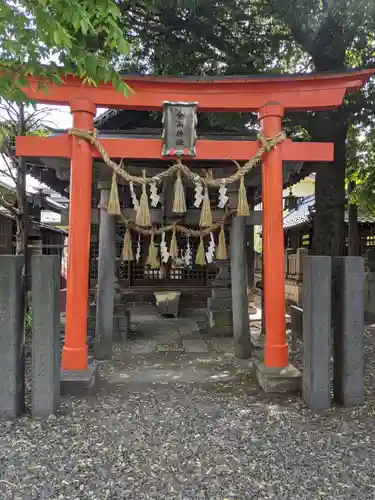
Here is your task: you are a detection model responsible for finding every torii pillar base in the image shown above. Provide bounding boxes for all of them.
[60,364,98,396]
[255,361,301,393]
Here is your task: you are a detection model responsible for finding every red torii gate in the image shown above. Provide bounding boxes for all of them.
[16,69,374,372]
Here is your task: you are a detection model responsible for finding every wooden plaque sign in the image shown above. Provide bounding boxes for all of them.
[162,101,198,157]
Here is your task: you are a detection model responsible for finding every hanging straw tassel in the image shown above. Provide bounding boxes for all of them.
[199,186,212,227]
[237,176,250,216]
[146,234,160,269]
[121,228,134,262]
[169,228,179,258]
[172,170,186,213]
[195,235,206,266]
[216,224,228,260]
[136,172,151,227]
[107,172,121,216]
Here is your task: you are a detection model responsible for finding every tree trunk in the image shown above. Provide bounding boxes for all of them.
[348,180,360,256]
[311,120,348,257]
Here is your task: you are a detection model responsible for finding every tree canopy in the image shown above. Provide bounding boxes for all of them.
[0,0,131,101]
[1,0,375,255]
[119,0,375,255]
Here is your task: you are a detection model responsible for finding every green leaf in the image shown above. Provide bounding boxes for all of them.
[80,19,88,35]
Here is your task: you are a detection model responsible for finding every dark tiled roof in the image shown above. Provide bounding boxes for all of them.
[283,195,375,229]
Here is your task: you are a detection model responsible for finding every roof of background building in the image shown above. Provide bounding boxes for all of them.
[0,206,67,235]
[283,195,315,229]
[283,194,375,229]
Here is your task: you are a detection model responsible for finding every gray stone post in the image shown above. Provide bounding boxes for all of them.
[296,247,308,280]
[0,256,25,419]
[230,216,251,358]
[95,186,116,360]
[302,256,332,411]
[332,257,364,406]
[31,255,60,418]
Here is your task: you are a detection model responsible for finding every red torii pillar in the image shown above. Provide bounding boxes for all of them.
[260,103,288,367]
[62,98,96,370]
[15,69,375,372]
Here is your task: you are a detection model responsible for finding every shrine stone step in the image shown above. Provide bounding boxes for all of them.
[105,355,255,389]
[207,296,232,311]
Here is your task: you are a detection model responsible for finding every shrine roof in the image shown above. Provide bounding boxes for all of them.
[94,109,254,135]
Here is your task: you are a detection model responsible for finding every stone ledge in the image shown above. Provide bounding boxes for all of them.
[255,361,301,393]
[250,331,264,349]
[60,363,98,396]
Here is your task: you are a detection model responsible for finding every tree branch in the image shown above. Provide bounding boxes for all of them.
[0,194,18,215]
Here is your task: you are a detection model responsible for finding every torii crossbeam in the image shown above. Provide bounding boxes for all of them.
[16,69,375,372]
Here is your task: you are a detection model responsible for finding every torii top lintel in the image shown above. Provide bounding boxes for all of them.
[22,68,374,112]
[16,68,375,162]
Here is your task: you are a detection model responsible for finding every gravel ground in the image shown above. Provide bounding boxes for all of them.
[1,326,375,499]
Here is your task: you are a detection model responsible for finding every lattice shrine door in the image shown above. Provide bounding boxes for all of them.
[116,226,218,288]
[89,183,219,289]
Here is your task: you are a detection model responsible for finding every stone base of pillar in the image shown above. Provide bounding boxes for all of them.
[92,285,132,359]
[206,308,233,337]
[206,261,233,337]
[60,363,98,396]
[255,361,301,393]
[113,308,131,342]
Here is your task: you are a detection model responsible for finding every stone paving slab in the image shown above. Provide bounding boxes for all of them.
[178,322,200,335]
[151,330,182,342]
[182,339,209,353]
[107,357,245,386]
[210,337,234,353]
[130,340,158,355]
[131,315,164,324]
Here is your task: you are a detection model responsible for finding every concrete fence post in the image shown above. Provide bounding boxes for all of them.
[303,256,332,412]
[31,255,60,418]
[0,256,25,419]
[332,257,364,406]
